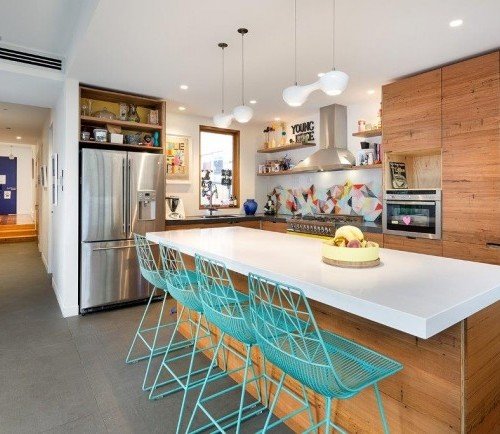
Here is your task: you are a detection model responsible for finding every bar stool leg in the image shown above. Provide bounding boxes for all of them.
[261,371,286,433]
[185,332,225,433]
[175,313,203,434]
[142,291,168,391]
[126,287,161,364]
[234,345,253,433]
[374,384,390,434]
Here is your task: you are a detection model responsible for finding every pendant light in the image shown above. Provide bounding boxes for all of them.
[232,28,253,123]
[282,0,348,107]
[319,0,349,96]
[213,42,233,128]
[282,0,318,107]
[8,146,15,160]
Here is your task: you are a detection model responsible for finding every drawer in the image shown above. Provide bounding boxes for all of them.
[261,220,288,233]
[383,234,442,256]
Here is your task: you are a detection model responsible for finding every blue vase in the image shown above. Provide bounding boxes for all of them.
[243,199,258,215]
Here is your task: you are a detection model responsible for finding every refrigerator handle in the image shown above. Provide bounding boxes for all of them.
[122,158,126,234]
[128,158,132,234]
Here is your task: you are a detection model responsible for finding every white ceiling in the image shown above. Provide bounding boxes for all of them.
[0,0,85,57]
[0,102,49,146]
[68,0,500,123]
[0,0,499,125]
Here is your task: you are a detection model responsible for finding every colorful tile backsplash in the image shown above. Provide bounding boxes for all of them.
[272,180,383,221]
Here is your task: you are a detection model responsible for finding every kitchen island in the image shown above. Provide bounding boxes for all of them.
[147,227,500,433]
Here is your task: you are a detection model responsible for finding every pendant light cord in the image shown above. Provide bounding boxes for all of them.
[332,0,336,71]
[294,0,298,85]
[221,46,225,113]
[241,32,245,105]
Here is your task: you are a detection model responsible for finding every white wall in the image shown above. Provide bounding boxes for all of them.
[0,143,35,215]
[37,117,53,271]
[165,111,264,216]
[50,78,80,317]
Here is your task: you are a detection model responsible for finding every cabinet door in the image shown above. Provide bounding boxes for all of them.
[442,51,500,246]
[367,232,384,247]
[261,220,288,233]
[382,69,442,153]
[383,234,442,256]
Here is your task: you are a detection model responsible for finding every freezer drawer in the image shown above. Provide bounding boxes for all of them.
[80,240,152,310]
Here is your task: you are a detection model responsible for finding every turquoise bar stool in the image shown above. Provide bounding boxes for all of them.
[248,273,403,433]
[126,234,191,391]
[149,244,224,434]
[185,254,268,434]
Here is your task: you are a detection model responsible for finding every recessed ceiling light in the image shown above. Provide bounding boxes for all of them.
[317,73,325,77]
[180,84,189,90]
[249,100,257,104]
[16,136,21,140]
[449,19,463,28]
[274,117,281,121]
[178,106,186,111]
[367,89,375,95]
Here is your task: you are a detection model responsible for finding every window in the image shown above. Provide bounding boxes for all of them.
[199,126,239,209]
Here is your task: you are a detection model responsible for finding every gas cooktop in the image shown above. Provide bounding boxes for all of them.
[287,214,363,237]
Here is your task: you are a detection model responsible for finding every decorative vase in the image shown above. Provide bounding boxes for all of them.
[243,199,258,215]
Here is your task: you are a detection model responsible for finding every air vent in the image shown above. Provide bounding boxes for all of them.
[0,46,62,71]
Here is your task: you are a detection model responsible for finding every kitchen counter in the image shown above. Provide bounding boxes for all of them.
[166,214,383,233]
[146,226,500,432]
[148,227,499,339]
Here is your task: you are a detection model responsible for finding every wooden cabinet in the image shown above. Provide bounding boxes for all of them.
[166,220,261,231]
[383,234,442,256]
[382,69,442,153]
[260,220,288,233]
[442,51,500,263]
[367,232,384,247]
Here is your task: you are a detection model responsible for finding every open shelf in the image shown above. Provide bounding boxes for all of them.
[352,128,382,138]
[79,140,163,153]
[80,116,163,132]
[257,142,316,154]
[80,86,162,109]
[257,164,383,176]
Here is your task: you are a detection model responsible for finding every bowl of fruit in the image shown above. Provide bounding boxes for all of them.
[322,225,380,268]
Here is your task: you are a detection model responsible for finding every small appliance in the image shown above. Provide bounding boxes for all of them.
[383,189,441,239]
[166,195,185,220]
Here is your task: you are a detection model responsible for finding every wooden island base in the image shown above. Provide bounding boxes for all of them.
[177,254,499,433]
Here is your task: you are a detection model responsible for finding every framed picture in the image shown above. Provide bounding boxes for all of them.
[165,134,191,183]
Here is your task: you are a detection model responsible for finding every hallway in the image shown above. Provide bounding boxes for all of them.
[0,242,192,433]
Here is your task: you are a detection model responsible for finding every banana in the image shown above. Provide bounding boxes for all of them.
[334,225,364,242]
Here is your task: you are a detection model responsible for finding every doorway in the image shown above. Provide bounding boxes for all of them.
[0,156,17,215]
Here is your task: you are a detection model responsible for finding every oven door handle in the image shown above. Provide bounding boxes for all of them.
[385,201,436,206]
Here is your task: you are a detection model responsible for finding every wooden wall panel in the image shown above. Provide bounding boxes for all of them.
[442,51,500,252]
[464,302,500,433]
[382,69,442,153]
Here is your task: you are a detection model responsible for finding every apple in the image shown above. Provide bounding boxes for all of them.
[347,239,361,248]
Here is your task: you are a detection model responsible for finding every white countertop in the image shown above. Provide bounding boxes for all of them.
[147,227,500,339]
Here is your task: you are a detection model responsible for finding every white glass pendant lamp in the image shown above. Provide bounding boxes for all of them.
[232,28,253,123]
[213,42,233,128]
[320,0,349,96]
[282,0,348,107]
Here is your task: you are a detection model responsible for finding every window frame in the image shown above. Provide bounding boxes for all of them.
[198,125,240,210]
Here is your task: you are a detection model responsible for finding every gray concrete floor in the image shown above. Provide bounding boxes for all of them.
[0,242,291,434]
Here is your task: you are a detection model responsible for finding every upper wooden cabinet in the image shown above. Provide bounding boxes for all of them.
[382,69,442,153]
[442,51,500,254]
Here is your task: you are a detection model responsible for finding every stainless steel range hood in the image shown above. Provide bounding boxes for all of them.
[291,104,355,173]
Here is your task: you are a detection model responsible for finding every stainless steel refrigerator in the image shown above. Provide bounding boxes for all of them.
[80,148,165,312]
